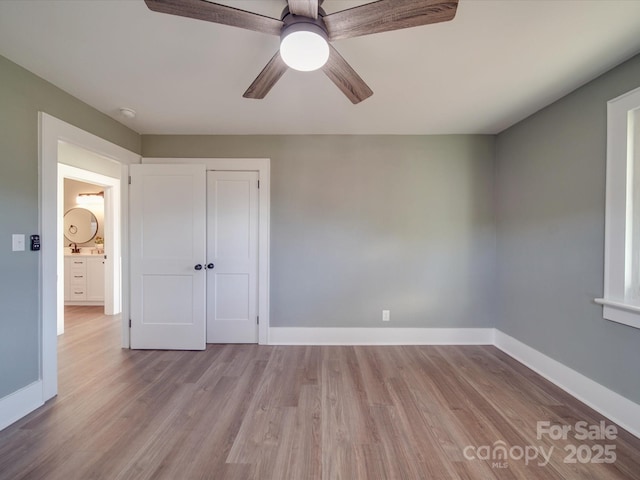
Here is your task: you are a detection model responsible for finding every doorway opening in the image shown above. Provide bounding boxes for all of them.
[58,157,121,336]
[40,112,139,402]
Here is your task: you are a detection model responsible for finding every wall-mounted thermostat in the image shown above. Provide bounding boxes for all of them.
[30,234,40,251]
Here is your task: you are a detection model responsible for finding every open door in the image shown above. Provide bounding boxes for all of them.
[129,164,206,349]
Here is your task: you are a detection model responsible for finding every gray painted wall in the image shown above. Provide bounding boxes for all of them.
[0,55,139,399]
[495,53,640,404]
[142,135,497,328]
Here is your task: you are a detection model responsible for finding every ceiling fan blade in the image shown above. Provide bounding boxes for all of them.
[324,0,458,41]
[243,51,289,99]
[144,0,283,36]
[322,45,373,104]
[287,0,318,19]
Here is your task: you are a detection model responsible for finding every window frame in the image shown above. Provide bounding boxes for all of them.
[595,85,640,329]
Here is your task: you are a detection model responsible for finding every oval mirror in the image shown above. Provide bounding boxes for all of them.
[64,208,98,244]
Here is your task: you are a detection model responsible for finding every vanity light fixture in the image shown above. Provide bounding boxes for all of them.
[76,192,104,205]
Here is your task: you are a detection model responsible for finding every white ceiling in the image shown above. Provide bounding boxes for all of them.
[1,0,640,135]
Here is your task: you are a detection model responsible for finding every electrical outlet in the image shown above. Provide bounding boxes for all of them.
[382,310,390,322]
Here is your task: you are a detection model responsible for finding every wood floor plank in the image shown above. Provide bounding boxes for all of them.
[1,307,639,480]
[286,384,322,479]
[384,375,459,479]
[353,347,393,406]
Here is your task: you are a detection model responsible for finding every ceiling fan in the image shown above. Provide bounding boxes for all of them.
[144,0,459,104]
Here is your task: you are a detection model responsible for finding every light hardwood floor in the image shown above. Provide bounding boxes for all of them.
[1,306,639,479]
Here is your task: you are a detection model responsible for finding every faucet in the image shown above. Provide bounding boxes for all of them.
[70,242,80,254]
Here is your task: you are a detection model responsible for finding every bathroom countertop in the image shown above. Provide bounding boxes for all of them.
[64,249,104,256]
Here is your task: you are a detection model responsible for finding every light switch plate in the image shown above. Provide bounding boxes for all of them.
[12,234,25,251]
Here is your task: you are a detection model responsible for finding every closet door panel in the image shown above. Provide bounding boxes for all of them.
[207,171,259,343]
[130,164,206,350]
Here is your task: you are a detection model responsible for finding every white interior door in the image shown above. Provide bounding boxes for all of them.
[207,171,259,343]
[130,164,206,350]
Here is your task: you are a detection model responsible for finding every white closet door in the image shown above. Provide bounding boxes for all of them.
[207,171,259,343]
[130,164,207,350]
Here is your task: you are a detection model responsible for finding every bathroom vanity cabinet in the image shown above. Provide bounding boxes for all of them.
[64,255,105,305]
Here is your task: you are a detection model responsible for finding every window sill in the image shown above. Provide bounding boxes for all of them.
[594,298,640,330]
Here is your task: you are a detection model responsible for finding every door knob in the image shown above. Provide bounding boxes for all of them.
[206,263,215,270]
[194,264,203,271]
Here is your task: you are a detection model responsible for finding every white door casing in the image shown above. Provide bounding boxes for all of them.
[129,164,207,350]
[207,171,259,343]
[40,112,139,404]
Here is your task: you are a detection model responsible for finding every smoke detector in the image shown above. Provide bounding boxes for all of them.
[119,107,136,119]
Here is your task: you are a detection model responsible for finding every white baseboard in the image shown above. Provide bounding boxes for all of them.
[0,381,44,432]
[494,330,640,439]
[268,327,495,345]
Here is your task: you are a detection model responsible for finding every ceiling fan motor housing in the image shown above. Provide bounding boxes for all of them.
[280,5,329,36]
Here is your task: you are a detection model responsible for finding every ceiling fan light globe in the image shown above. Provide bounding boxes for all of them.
[280,26,329,72]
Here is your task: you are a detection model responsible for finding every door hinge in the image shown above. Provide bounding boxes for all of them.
[257,180,260,189]
[257,316,259,325]
[129,319,132,328]
[128,175,132,185]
